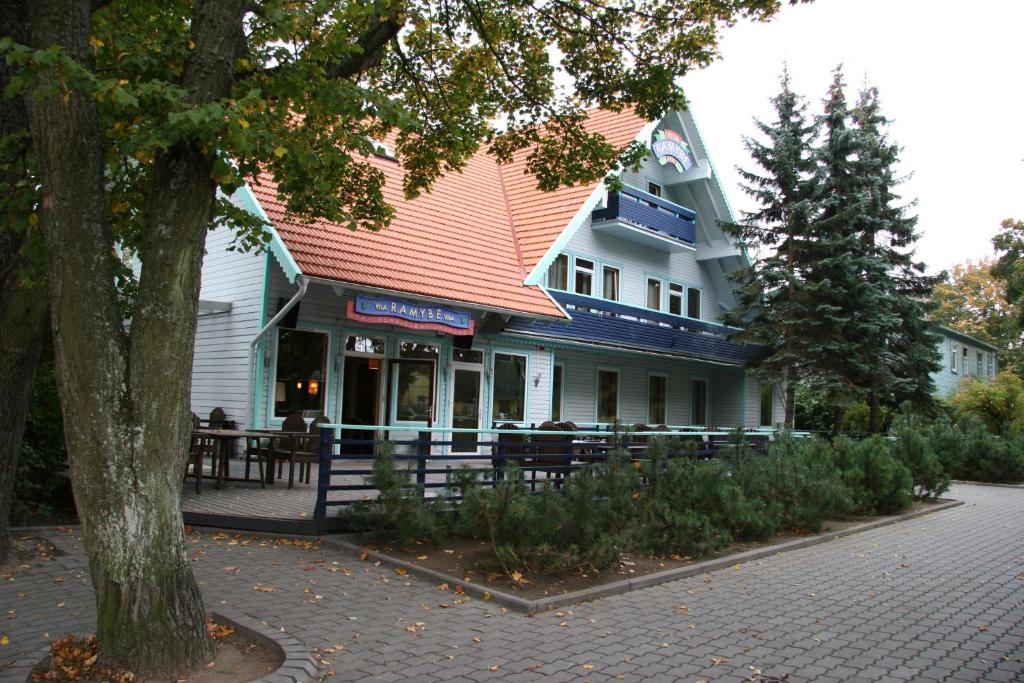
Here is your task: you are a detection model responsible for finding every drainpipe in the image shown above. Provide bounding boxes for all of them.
[246,275,309,428]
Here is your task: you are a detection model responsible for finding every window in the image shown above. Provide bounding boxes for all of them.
[548,253,569,290]
[668,283,684,316]
[453,348,483,364]
[760,383,774,427]
[976,351,982,377]
[648,375,667,425]
[646,278,662,310]
[690,379,708,425]
[950,341,958,373]
[574,258,594,296]
[647,181,662,197]
[394,361,433,422]
[597,369,619,423]
[963,347,969,377]
[492,353,526,422]
[346,335,384,355]
[399,342,438,359]
[687,287,701,319]
[274,329,328,418]
[552,364,564,422]
[602,265,620,302]
[988,353,995,377]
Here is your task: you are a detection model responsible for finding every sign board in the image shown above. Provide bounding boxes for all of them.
[651,129,695,174]
[348,294,475,335]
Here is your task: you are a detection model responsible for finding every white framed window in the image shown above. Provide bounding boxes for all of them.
[646,278,662,310]
[574,258,594,296]
[596,368,620,423]
[492,352,527,423]
[647,374,667,425]
[602,265,620,302]
[760,383,774,427]
[950,341,958,374]
[963,347,969,377]
[976,351,982,377]
[548,254,569,291]
[687,287,701,320]
[552,363,564,422]
[988,353,995,377]
[668,283,684,316]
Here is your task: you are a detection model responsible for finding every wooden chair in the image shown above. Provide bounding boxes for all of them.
[209,407,226,429]
[186,432,216,494]
[527,421,571,490]
[272,412,308,485]
[493,423,525,481]
[243,435,266,488]
[289,414,329,487]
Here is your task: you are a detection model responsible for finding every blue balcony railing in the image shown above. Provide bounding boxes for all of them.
[592,186,697,244]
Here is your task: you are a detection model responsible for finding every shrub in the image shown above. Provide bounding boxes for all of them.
[948,371,1024,435]
[890,413,950,500]
[758,436,853,530]
[339,441,444,546]
[832,436,912,514]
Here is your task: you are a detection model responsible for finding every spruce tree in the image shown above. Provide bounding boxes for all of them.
[722,68,820,428]
[850,86,942,425]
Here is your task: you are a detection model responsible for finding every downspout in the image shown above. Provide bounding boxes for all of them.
[246,275,309,428]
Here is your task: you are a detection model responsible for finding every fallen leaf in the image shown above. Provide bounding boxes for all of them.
[395,567,409,577]
[417,555,428,561]
[253,583,275,593]
[472,637,481,643]
[582,663,594,670]
[710,656,729,666]
[454,585,465,595]
[357,550,369,561]
[437,583,450,591]
[488,665,499,672]
[443,549,455,554]
[482,592,491,601]
[222,566,239,574]
[0,635,8,646]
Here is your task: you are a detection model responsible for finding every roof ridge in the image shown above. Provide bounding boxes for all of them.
[494,157,527,281]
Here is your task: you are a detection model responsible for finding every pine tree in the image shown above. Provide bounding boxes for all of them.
[722,68,820,428]
[850,85,942,427]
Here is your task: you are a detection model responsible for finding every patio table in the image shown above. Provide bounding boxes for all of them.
[192,428,298,489]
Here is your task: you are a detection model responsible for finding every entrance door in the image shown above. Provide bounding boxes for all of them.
[341,356,381,455]
[450,364,483,453]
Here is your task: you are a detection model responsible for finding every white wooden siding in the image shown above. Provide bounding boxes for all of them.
[190,224,266,427]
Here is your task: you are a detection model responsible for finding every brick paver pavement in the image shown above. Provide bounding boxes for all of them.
[2,483,1022,682]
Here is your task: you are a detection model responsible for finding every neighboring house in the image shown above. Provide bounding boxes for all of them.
[190,106,785,448]
[930,325,1000,397]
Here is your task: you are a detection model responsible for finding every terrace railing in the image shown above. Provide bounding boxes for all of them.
[312,423,807,530]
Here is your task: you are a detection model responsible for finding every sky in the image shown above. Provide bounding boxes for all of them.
[681,0,1024,274]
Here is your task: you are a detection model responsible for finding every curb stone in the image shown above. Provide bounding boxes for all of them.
[951,479,1024,489]
[323,498,963,614]
[19,609,319,683]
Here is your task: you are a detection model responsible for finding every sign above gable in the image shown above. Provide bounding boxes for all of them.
[348,294,475,335]
[651,129,695,174]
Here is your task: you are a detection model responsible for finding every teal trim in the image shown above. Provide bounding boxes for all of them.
[235,184,302,283]
[251,252,272,428]
[319,422,797,437]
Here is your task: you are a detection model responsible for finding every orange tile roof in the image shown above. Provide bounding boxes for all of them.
[252,108,649,319]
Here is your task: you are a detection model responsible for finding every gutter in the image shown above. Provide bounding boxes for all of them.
[246,275,309,427]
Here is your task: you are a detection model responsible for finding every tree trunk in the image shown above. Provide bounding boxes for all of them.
[783,365,796,430]
[832,403,846,436]
[0,0,49,563]
[22,0,245,674]
[0,273,47,561]
[868,391,882,434]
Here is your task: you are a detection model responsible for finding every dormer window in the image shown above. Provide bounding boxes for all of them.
[574,258,594,296]
[547,254,568,291]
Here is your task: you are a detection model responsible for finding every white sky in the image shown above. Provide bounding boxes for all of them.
[681,0,1024,274]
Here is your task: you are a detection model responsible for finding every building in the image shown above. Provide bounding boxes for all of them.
[190,107,784,447]
[929,325,999,397]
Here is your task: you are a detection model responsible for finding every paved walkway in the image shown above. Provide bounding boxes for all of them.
[2,484,1022,682]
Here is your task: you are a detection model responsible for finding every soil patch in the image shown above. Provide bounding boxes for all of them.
[373,500,939,600]
[29,626,284,682]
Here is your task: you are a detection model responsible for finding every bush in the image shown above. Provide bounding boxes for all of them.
[757,436,853,530]
[339,442,444,546]
[831,436,912,514]
[890,413,950,500]
[948,371,1024,435]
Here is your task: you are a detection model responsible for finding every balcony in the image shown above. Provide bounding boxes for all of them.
[591,185,698,252]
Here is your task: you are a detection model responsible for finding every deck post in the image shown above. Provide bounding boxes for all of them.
[416,430,429,493]
[314,427,333,531]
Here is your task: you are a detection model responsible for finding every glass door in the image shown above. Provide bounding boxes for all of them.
[450,364,483,453]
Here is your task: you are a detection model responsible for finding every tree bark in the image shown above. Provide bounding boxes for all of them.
[0,263,48,562]
[783,365,796,430]
[22,0,246,674]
